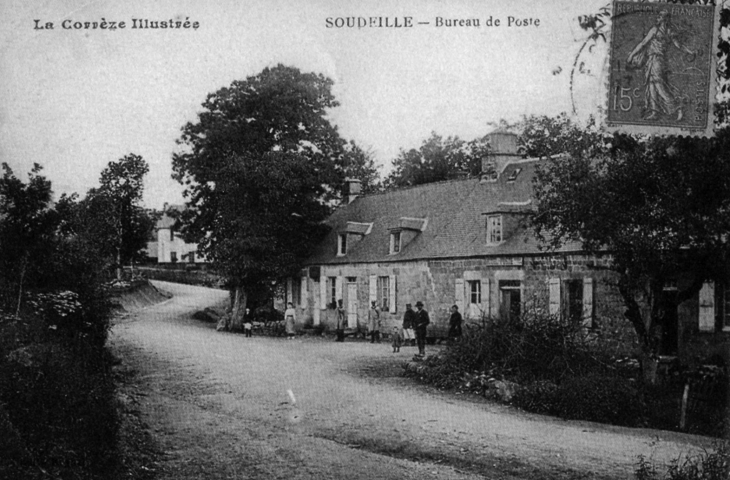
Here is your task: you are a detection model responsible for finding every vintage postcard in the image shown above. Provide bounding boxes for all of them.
[607,1,720,136]
[1,1,728,479]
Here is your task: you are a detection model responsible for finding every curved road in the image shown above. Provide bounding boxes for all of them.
[110,281,712,480]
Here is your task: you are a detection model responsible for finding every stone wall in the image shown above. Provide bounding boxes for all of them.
[296,254,729,363]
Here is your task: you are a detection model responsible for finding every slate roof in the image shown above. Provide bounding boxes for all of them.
[307,158,580,266]
[156,204,185,229]
[343,222,372,235]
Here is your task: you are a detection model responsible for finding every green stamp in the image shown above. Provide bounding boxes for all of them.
[607,1,719,136]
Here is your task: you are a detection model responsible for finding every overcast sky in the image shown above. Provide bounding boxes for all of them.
[1,0,609,209]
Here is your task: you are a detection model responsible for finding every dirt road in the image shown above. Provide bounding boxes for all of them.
[109,281,713,479]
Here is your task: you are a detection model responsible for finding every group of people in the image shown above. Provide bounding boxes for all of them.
[391,301,463,357]
[278,299,465,355]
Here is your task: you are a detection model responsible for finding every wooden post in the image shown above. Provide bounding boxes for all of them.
[679,382,690,430]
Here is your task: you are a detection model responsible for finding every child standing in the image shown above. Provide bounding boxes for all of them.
[243,308,253,337]
[391,326,402,353]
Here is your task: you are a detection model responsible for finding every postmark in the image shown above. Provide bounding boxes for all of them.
[607,1,720,136]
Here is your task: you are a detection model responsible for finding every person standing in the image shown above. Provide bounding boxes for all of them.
[284,302,296,340]
[414,301,430,357]
[402,303,416,347]
[391,326,402,353]
[368,300,382,343]
[448,304,463,342]
[335,299,346,342]
[243,307,253,338]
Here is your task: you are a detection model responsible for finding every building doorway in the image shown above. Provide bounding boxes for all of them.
[499,280,521,321]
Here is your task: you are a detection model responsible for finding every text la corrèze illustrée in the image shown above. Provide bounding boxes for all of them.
[34,18,200,31]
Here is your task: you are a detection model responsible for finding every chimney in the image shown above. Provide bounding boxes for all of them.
[344,178,362,204]
[481,131,520,182]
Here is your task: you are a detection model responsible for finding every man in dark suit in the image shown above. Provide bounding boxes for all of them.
[414,301,430,357]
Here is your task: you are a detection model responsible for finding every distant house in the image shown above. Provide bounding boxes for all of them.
[156,205,203,264]
[283,131,729,364]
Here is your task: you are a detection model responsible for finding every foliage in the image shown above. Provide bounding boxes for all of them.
[516,373,645,426]
[634,442,730,480]
[384,132,489,188]
[492,113,604,159]
[0,165,118,478]
[0,163,59,310]
[82,154,154,274]
[172,65,351,329]
[406,310,656,427]
[342,140,382,194]
[407,310,613,386]
[0,313,118,479]
[532,125,730,352]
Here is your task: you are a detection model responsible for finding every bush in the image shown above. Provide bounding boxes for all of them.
[510,380,560,415]
[406,310,654,427]
[409,310,615,388]
[553,374,644,425]
[635,442,730,480]
[510,374,644,426]
[0,312,118,479]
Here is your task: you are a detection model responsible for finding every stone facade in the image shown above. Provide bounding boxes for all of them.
[282,131,730,364]
[288,253,729,363]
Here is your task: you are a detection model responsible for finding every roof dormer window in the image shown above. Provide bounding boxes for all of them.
[337,233,347,256]
[487,214,502,245]
[506,167,522,182]
[390,231,401,254]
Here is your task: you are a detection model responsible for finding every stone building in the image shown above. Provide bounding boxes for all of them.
[284,131,729,364]
[156,205,203,264]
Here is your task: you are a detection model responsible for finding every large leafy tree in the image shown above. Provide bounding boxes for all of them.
[172,64,349,330]
[384,132,488,188]
[0,164,58,312]
[532,115,730,360]
[342,141,381,194]
[77,154,153,279]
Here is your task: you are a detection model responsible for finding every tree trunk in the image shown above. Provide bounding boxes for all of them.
[229,285,247,332]
[15,255,28,317]
[116,247,122,281]
[618,278,649,350]
[618,275,660,383]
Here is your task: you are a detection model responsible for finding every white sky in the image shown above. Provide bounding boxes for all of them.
[0,0,609,209]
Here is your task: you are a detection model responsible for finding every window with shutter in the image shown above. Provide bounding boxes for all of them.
[388,275,397,313]
[548,278,561,315]
[699,282,716,332]
[369,275,377,305]
[468,280,481,304]
[582,278,594,328]
[377,276,390,310]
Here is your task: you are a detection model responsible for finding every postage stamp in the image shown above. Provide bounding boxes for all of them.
[607,1,720,136]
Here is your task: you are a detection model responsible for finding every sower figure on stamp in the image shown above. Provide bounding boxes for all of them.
[626,10,697,121]
[414,301,430,357]
[402,303,416,347]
